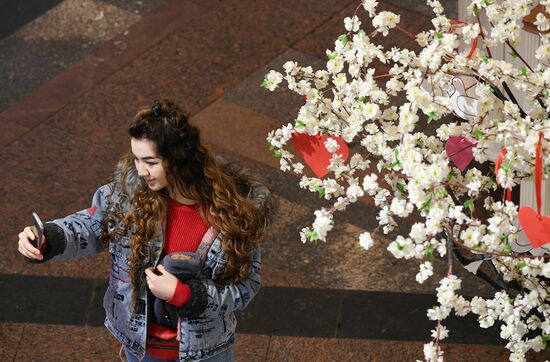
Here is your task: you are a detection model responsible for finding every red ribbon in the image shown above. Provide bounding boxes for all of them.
[448,19,478,60]
[495,148,512,201]
[467,37,478,60]
[536,132,543,218]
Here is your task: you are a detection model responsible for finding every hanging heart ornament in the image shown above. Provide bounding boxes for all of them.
[445,136,476,172]
[291,133,349,178]
[518,132,550,248]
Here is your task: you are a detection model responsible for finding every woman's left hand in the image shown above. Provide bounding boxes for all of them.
[145,265,179,301]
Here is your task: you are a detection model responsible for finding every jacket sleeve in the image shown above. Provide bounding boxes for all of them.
[40,183,112,262]
[175,243,261,319]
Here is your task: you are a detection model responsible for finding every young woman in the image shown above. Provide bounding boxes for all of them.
[17,100,272,361]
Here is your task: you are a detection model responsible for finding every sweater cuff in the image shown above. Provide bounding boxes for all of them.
[175,279,208,319]
[32,222,66,263]
[167,280,191,308]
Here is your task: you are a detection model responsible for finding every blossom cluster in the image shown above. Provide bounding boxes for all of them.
[264,0,550,360]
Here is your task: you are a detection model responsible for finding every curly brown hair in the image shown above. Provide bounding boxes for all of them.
[104,100,267,311]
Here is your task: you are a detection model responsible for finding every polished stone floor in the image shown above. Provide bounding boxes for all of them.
[1,0,548,361]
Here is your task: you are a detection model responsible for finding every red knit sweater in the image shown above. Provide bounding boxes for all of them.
[147,198,209,360]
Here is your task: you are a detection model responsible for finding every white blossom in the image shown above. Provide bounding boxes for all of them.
[430,324,449,340]
[359,232,374,250]
[416,261,434,283]
[344,16,361,32]
[372,11,400,36]
[324,137,340,153]
[362,0,378,17]
[263,70,283,91]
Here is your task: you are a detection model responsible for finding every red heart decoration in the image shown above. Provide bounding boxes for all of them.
[291,133,349,178]
[445,136,475,172]
[87,206,98,217]
[518,207,550,248]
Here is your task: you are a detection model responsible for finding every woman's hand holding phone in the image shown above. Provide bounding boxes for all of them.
[17,226,44,261]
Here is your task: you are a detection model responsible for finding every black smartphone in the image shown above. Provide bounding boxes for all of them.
[31,212,44,251]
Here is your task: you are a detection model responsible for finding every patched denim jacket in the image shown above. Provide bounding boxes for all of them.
[43,160,270,361]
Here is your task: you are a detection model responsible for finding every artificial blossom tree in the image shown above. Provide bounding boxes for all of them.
[263,0,550,361]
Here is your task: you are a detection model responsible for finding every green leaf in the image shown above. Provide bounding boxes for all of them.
[482,55,489,64]
[435,188,448,200]
[502,244,512,254]
[295,119,305,128]
[509,51,518,59]
[520,66,528,76]
[338,34,348,46]
[426,244,434,262]
[358,96,367,102]
[260,77,269,88]
[305,230,318,242]
[357,29,366,37]
[471,130,485,140]
[419,195,433,211]
[327,51,338,60]
[322,129,330,135]
[447,170,457,181]
[464,199,475,213]
[389,149,403,169]
[501,163,511,172]
[517,260,527,270]
[427,111,436,124]
[313,186,326,199]
[273,149,283,158]
[396,182,406,194]
[397,242,405,251]
[435,32,443,40]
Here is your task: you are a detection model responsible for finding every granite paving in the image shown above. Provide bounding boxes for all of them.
[0,0,168,112]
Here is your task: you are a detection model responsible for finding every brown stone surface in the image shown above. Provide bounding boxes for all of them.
[264,336,520,361]
[47,0,358,143]
[12,323,120,361]
[294,1,432,61]
[0,0,202,130]
[0,323,24,361]
[193,99,282,169]
[261,265,320,289]
[233,333,271,362]
[17,0,141,42]
[0,117,29,148]
[224,48,325,123]
[0,123,118,277]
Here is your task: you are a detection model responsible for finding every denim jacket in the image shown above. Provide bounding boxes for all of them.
[41,160,272,361]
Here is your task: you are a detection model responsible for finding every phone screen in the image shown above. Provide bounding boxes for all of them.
[31,212,44,251]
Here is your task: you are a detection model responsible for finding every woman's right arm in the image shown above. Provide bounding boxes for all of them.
[17,183,113,262]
